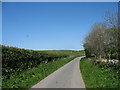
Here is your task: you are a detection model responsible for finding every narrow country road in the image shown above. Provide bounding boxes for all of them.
[32,56,85,88]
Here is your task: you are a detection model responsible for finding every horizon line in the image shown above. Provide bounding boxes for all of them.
[1,44,84,51]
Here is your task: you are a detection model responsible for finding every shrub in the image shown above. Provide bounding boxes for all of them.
[2,45,68,79]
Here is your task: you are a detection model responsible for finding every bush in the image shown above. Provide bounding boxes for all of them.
[2,45,68,79]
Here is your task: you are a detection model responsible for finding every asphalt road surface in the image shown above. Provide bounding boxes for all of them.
[32,56,85,88]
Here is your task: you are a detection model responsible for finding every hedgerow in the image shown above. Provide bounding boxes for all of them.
[2,45,68,79]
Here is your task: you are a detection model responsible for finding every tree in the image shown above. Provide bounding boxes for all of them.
[84,11,119,60]
[104,11,119,60]
[84,23,107,59]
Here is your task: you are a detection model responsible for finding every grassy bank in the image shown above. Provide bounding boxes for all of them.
[3,56,78,88]
[80,58,119,88]
[2,45,84,88]
[2,46,69,79]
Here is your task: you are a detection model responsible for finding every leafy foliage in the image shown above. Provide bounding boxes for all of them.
[2,56,79,88]
[2,45,84,88]
[2,45,69,79]
[83,11,119,60]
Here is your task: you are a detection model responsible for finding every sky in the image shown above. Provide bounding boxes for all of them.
[2,2,118,50]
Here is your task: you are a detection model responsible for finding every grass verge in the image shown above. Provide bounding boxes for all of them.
[2,55,79,88]
[80,58,119,88]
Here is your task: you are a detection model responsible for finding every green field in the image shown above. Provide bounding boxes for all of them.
[1,45,85,88]
[80,58,119,88]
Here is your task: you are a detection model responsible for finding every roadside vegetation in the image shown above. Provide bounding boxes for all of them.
[81,11,120,88]
[80,58,119,88]
[2,45,84,88]
[84,11,120,60]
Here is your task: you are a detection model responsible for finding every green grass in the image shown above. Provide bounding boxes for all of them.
[2,55,81,88]
[2,45,71,79]
[80,58,119,88]
[2,45,85,88]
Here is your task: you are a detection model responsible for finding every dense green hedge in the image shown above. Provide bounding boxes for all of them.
[1,46,84,88]
[2,56,78,88]
[2,46,68,79]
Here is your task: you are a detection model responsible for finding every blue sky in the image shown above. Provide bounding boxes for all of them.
[2,2,118,50]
